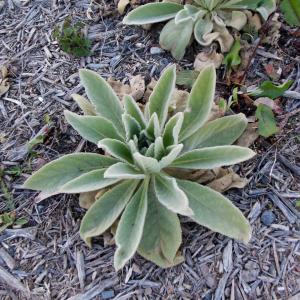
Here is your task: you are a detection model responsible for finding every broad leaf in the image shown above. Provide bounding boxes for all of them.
[80,180,139,246]
[133,153,160,173]
[154,174,193,216]
[159,19,194,60]
[104,162,145,179]
[23,153,117,193]
[114,180,149,270]
[79,69,125,136]
[183,114,248,151]
[163,112,184,147]
[138,181,183,268]
[123,3,183,25]
[159,144,183,169]
[71,94,96,115]
[281,0,300,26]
[123,95,146,129]
[179,65,216,141]
[149,65,176,128]
[122,113,141,141]
[65,110,123,144]
[255,104,279,138]
[178,179,251,243]
[98,139,133,164]
[171,146,255,169]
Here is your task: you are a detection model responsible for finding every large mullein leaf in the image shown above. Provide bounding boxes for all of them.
[175,5,205,24]
[123,2,183,25]
[123,95,146,129]
[153,174,193,216]
[145,113,160,140]
[179,65,216,141]
[159,19,194,60]
[79,69,125,136]
[163,112,184,147]
[171,146,255,169]
[148,65,176,128]
[23,153,117,193]
[114,179,149,270]
[138,181,183,268]
[64,110,124,144]
[133,153,161,173]
[177,179,251,243]
[104,162,145,179]
[154,137,165,160]
[98,138,133,164]
[122,113,141,141]
[80,180,139,246]
[159,144,183,169]
[183,114,248,151]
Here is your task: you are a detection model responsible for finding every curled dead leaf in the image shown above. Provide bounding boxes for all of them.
[236,122,259,147]
[194,50,224,72]
[118,0,130,14]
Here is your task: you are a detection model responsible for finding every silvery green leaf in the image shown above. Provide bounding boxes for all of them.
[60,169,119,193]
[98,138,133,164]
[178,179,251,243]
[171,146,256,169]
[145,143,155,157]
[23,153,117,193]
[194,18,216,46]
[64,110,123,145]
[153,174,193,216]
[122,113,141,141]
[159,19,194,60]
[80,180,139,246]
[138,181,183,267]
[123,95,146,129]
[179,65,216,141]
[145,113,160,140]
[71,94,96,116]
[104,162,145,179]
[154,137,165,160]
[149,65,176,128]
[163,112,184,147]
[159,144,183,169]
[183,114,248,151]
[114,179,148,270]
[79,69,125,136]
[128,139,138,153]
[133,152,161,173]
[175,5,204,24]
[123,2,184,25]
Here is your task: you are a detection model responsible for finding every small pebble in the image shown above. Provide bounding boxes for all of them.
[101,290,115,299]
[150,47,164,55]
[261,210,276,226]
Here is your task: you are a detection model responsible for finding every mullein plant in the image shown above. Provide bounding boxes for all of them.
[123,0,276,59]
[24,64,255,269]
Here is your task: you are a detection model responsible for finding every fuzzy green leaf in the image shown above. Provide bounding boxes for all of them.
[23,153,117,193]
[179,65,216,141]
[159,144,183,169]
[79,69,125,136]
[159,19,194,60]
[123,3,183,25]
[149,65,176,128]
[123,95,146,129]
[163,112,184,147]
[183,114,248,151]
[122,113,141,141]
[98,139,133,164]
[171,146,255,169]
[104,162,145,179]
[64,110,123,144]
[133,153,160,173]
[114,180,149,270]
[255,104,279,138]
[281,0,300,26]
[178,179,251,243]
[138,181,183,268]
[80,180,139,246]
[145,113,160,140]
[71,94,96,115]
[154,174,193,216]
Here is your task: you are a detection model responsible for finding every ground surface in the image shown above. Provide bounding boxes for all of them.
[0,1,300,299]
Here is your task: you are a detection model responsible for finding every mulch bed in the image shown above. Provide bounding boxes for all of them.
[0,1,299,299]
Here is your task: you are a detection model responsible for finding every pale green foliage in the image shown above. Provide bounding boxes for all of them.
[24,65,255,270]
[123,0,276,59]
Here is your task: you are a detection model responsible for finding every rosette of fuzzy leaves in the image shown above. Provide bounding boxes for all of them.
[123,0,276,60]
[24,65,255,270]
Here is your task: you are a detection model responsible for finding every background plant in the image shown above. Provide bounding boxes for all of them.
[24,65,255,269]
[123,0,276,60]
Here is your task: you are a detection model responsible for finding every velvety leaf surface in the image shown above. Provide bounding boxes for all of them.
[138,181,182,268]
[159,144,183,169]
[179,65,216,141]
[65,110,123,144]
[79,69,125,136]
[122,113,141,141]
[24,153,117,193]
[104,162,145,179]
[114,180,148,270]
[80,180,139,246]
[123,95,146,129]
[177,179,251,243]
[171,146,255,169]
[163,112,184,147]
[71,94,96,115]
[133,153,161,173]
